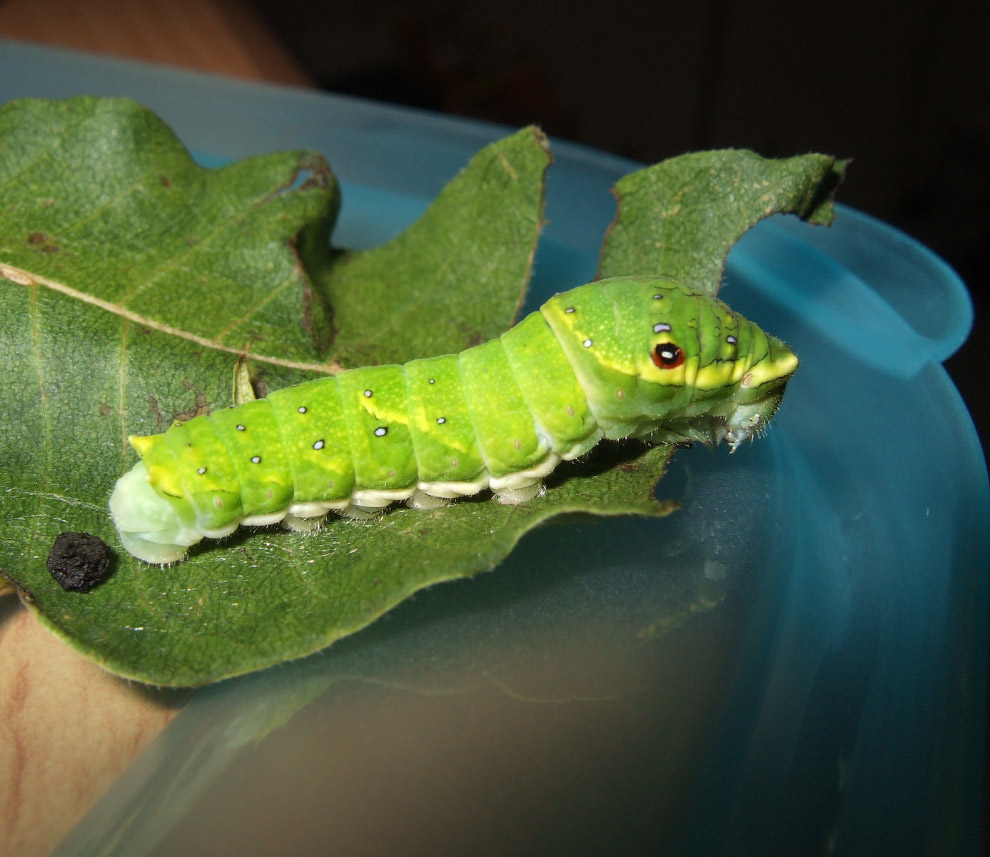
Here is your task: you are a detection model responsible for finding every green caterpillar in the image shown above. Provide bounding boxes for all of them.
[110,276,798,564]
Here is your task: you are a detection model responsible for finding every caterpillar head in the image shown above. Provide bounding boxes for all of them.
[541,276,799,446]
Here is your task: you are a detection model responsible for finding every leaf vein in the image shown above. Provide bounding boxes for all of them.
[1,262,334,374]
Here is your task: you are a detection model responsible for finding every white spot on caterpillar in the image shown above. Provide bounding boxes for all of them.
[364,390,373,398]
[298,406,307,414]
[197,467,207,475]
[236,424,245,431]
[583,339,593,348]
[565,307,576,314]
[437,417,446,424]
[374,427,388,437]
[653,323,671,333]
[727,335,737,344]
[313,439,325,450]
[653,294,663,300]
[251,455,262,464]
[428,378,436,385]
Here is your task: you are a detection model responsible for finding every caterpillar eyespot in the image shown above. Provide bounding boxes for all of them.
[652,342,685,369]
[109,276,799,564]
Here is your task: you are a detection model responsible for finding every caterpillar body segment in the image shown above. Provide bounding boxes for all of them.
[109,277,799,563]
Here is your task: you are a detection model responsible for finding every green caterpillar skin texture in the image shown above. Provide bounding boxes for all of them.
[110,276,798,564]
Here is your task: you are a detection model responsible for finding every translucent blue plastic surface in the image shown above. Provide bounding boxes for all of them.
[2,38,986,857]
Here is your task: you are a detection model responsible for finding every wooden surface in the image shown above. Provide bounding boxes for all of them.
[0,0,312,85]
[0,602,185,857]
[0,3,310,855]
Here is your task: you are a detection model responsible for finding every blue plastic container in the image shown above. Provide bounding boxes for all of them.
[2,39,986,857]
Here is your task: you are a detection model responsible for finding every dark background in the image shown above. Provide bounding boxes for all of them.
[245,0,990,456]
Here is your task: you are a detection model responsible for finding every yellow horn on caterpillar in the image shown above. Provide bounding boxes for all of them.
[128,434,162,458]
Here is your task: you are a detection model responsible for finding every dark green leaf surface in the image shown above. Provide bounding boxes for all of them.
[0,97,340,370]
[598,149,846,294]
[0,98,671,686]
[0,99,842,686]
[323,127,552,367]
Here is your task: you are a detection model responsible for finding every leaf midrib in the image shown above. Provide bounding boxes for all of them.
[0,261,335,374]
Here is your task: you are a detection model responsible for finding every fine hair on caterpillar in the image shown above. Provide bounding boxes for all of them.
[109,276,798,564]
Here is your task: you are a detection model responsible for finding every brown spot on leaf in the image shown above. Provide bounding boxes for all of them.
[27,232,60,253]
[148,393,164,430]
[172,391,210,422]
[99,403,112,417]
